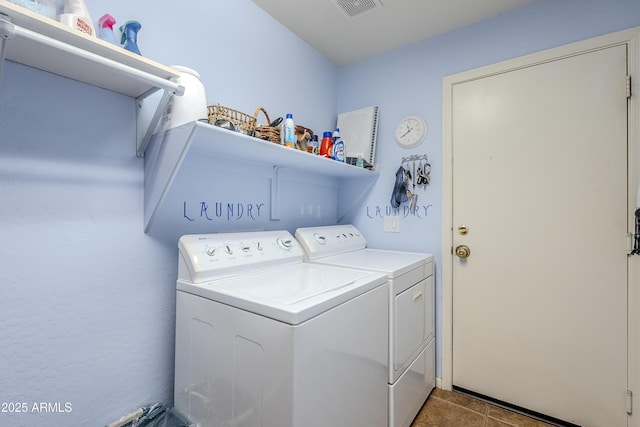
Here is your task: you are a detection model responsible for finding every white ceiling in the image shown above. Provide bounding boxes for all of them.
[251,0,536,66]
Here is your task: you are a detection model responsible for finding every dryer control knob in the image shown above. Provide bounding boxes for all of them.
[206,247,216,256]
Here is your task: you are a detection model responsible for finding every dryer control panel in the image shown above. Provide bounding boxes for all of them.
[295,224,367,260]
[178,230,303,283]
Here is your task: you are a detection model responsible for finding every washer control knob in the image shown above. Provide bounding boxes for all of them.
[206,247,216,256]
[277,238,292,250]
[314,233,326,245]
[256,242,263,251]
[225,245,233,255]
[241,245,250,252]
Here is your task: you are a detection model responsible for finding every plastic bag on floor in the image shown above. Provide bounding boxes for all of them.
[107,403,193,427]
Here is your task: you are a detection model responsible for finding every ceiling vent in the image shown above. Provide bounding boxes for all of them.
[331,0,383,20]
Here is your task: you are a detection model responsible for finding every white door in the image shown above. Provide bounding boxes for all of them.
[451,44,629,426]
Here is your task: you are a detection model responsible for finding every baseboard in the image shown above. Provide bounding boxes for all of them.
[435,376,442,390]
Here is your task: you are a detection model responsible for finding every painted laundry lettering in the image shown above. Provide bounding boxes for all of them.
[366,204,432,219]
[183,202,265,222]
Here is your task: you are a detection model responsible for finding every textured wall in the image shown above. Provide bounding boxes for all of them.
[0,1,339,425]
[0,62,177,426]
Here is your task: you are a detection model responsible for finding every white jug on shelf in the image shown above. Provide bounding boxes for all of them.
[161,65,208,130]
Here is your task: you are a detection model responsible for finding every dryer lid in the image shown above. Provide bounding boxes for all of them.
[316,248,432,278]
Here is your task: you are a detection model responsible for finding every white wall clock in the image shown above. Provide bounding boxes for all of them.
[395,115,427,148]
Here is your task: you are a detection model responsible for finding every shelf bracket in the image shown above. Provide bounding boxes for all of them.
[270,166,281,221]
[0,13,15,89]
[136,84,184,158]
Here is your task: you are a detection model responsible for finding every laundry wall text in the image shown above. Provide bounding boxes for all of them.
[366,204,433,219]
[183,202,265,222]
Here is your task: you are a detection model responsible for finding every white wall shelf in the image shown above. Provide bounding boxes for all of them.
[144,121,379,234]
[0,1,185,157]
[0,0,180,97]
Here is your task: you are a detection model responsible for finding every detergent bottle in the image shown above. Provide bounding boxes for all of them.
[320,132,333,158]
[58,0,95,36]
[97,14,117,45]
[120,20,142,55]
[332,127,345,162]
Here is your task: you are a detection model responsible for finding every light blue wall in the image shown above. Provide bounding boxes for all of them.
[91,0,338,132]
[1,0,639,425]
[337,0,640,380]
[0,0,336,426]
[0,62,177,426]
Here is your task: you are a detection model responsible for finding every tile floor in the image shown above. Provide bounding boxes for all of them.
[410,388,555,427]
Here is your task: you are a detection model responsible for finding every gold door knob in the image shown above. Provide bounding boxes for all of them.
[455,245,471,259]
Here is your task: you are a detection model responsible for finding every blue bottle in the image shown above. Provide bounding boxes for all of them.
[120,20,142,55]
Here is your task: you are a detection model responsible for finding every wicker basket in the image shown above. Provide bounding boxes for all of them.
[207,104,256,135]
[253,107,281,144]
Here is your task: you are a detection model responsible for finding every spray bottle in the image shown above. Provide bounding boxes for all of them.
[97,14,117,45]
[58,0,95,36]
[120,21,142,55]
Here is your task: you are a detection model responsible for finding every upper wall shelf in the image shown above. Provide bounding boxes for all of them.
[0,0,180,97]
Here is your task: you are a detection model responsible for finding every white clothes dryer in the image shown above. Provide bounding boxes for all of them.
[295,224,435,427]
[174,230,389,427]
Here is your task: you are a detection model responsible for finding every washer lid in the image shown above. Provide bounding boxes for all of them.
[177,263,387,325]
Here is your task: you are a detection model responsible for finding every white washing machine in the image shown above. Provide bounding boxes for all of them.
[295,224,435,427]
[174,230,389,427]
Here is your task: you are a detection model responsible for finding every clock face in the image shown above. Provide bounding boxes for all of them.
[395,115,427,148]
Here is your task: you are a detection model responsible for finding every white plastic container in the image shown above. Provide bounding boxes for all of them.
[57,0,94,35]
[161,66,208,130]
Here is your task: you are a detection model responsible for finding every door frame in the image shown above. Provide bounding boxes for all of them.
[441,26,640,424]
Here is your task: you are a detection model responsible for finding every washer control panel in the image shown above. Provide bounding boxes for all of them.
[178,230,302,283]
[295,224,367,260]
